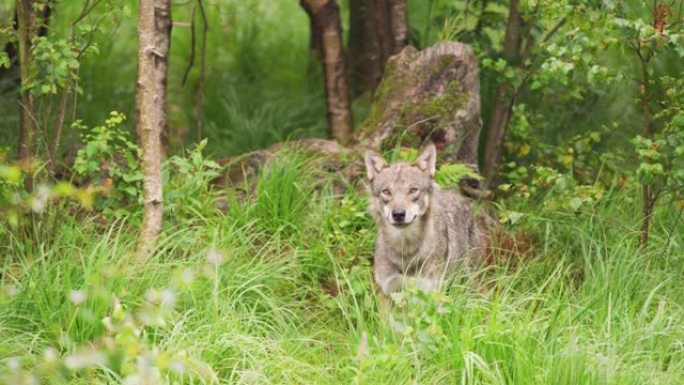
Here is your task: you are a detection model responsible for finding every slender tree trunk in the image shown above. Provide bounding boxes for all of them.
[155,0,172,155]
[15,0,36,179]
[49,83,69,175]
[195,0,207,141]
[639,62,652,248]
[301,0,353,142]
[302,1,324,62]
[483,0,522,183]
[637,33,656,249]
[137,0,167,253]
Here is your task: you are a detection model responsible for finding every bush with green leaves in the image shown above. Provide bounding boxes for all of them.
[73,111,142,217]
[163,139,222,223]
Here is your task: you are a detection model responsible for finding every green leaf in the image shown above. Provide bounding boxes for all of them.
[672,114,684,128]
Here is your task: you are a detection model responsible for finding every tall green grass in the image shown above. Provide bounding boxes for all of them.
[2,151,683,384]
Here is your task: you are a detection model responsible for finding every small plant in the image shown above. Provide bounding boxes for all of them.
[73,112,142,217]
[163,139,222,222]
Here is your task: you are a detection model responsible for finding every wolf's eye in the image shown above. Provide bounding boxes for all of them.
[381,188,391,196]
[408,187,419,194]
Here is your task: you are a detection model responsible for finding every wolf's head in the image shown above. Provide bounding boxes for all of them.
[364,144,436,229]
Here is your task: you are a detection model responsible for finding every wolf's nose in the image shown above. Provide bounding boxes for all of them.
[392,209,406,223]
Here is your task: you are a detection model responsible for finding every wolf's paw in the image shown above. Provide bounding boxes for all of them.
[407,277,439,293]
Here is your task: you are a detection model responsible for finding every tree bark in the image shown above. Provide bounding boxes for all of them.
[48,83,69,175]
[301,0,353,143]
[195,0,207,141]
[155,0,172,154]
[482,0,522,183]
[348,0,407,94]
[388,0,408,55]
[349,0,382,94]
[372,0,393,73]
[15,0,36,178]
[137,0,166,253]
[302,1,324,61]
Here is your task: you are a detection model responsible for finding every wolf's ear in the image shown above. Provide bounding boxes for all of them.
[414,143,436,177]
[365,150,388,182]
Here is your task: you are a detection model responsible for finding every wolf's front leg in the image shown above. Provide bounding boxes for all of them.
[415,277,440,292]
[374,253,404,295]
[376,272,404,295]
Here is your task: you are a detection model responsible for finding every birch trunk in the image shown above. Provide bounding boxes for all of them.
[137,0,167,253]
[155,0,172,153]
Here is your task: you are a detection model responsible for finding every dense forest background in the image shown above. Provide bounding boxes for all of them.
[1,0,684,384]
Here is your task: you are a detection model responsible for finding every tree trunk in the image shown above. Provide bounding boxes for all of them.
[354,42,481,170]
[348,0,407,94]
[348,0,382,94]
[372,0,393,72]
[482,0,522,183]
[155,0,172,154]
[48,84,69,175]
[15,0,36,179]
[301,0,353,143]
[388,0,408,55]
[195,0,208,141]
[137,0,166,253]
[302,1,324,61]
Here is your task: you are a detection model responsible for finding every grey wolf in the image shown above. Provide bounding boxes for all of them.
[365,144,485,295]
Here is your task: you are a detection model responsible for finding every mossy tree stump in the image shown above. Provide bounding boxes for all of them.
[354,42,481,171]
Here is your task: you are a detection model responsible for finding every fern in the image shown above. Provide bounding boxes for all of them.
[435,163,482,188]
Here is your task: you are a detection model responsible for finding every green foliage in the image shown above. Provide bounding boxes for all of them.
[635,73,684,205]
[27,37,81,95]
[73,112,142,217]
[163,139,222,222]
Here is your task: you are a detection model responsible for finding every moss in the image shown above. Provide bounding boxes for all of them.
[358,54,470,152]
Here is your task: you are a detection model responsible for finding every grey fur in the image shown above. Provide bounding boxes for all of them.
[365,144,484,294]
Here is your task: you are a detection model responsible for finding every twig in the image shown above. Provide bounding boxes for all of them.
[49,81,69,175]
[195,0,208,141]
[542,17,567,43]
[181,4,196,86]
[71,0,103,27]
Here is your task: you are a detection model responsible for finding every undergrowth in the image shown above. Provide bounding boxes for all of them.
[1,150,683,384]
